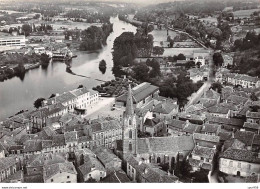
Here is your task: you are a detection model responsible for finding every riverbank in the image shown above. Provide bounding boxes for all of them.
[0,16,137,121]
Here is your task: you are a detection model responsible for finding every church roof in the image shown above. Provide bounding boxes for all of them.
[125,84,134,116]
[137,136,194,154]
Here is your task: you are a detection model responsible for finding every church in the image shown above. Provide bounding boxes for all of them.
[115,84,195,171]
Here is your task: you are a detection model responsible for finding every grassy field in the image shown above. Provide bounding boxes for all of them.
[161,47,205,57]
[233,9,260,18]
[151,29,178,42]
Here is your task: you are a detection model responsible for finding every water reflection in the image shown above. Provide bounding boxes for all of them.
[0,16,137,120]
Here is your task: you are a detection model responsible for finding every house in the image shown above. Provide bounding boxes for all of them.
[189,145,217,172]
[0,157,22,182]
[25,153,67,176]
[92,147,122,174]
[222,73,260,89]
[193,133,220,148]
[152,101,179,120]
[207,105,231,118]
[101,170,131,183]
[178,113,206,125]
[193,50,211,66]
[246,111,260,124]
[125,155,179,183]
[219,148,260,177]
[167,119,186,136]
[200,89,221,103]
[182,121,202,135]
[83,119,122,149]
[205,115,244,131]
[116,82,159,109]
[243,122,260,134]
[78,155,106,182]
[142,118,165,136]
[43,162,77,183]
[201,123,221,136]
[222,54,233,68]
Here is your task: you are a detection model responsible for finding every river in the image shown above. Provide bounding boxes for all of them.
[0,16,137,121]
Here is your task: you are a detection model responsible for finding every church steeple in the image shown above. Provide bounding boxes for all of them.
[125,84,134,116]
[122,84,137,158]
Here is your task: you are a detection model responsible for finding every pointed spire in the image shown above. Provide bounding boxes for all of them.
[125,84,134,116]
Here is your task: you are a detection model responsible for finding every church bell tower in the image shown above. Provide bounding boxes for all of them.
[122,84,138,157]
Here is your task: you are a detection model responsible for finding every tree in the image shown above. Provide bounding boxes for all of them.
[49,94,56,99]
[78,84,83,89]
[250,92,258,101]
[213,52,224,68]
[177,53,186,60]
[196,61,202,68]
[133,64,149,81]
[185,61,195,69]
[211,82,223,93]
[22,24,32,36]
[153,46,164,56]
[34,98,45,109]
[40,54,50,65]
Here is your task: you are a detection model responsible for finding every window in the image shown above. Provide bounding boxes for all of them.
[129,142,132,151]
[248,164,251,170]
[229,161,233,167]
[201,157,204,160]
[129,119,132,125]
[238,163,241,168]
[129,130,132,139]
[67,176,70,179]
[51,179,53,182]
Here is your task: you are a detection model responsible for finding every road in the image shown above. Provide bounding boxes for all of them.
[208,171,219,183]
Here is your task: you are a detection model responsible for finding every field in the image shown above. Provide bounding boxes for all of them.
[161,47,205,57]
[233,9,260,18]
[151,29,178,43]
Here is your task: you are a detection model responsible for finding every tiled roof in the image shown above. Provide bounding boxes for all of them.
[168,119,186,129]
[125,155,178,183]
[189,158,201,168]
[101,170,131,183]
[201,123,221,133]
[207,105,230,114]
[183,123,202,134]
[202,89,220,100]
[225,73,259,83]
[27,153,66,168]
[243,122,260,130]
[0,157,16,171]
[153,102,178,114]
[92,147,121,166]
[137,135,194,154]
[234,130,255,146]
[218,131,232,141]
[193,133,220,143]
[44,162,77,181]
[90,119,121,133]
[185,104,205,113]
[52,134,66,147]
[219,102,239,111]
[206,115,244,127]
[23,140,42,153]
[19,134,38,144]
[246,111,260,119]
[220,148,260,163]
[116,82,159,103]
[78,155,105,176]
[252,134,260,146]
[223,138,246,151]
[192,145,216,159]
[143,118,161,128]
[226,95,249,106]
[64,131,78,143]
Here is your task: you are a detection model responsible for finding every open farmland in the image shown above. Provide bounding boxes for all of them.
[233,8,260,18]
